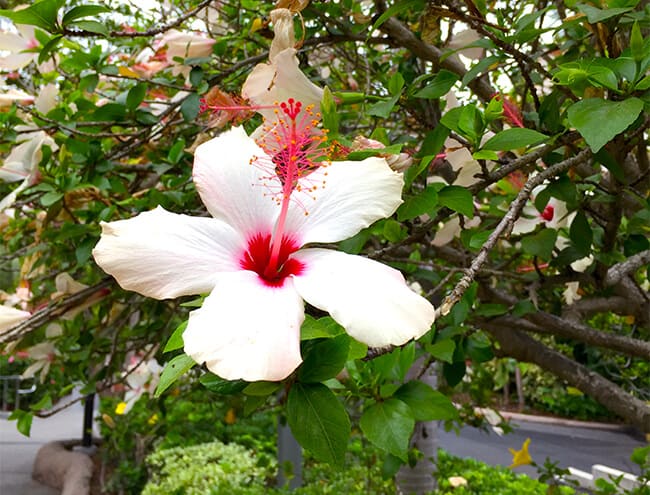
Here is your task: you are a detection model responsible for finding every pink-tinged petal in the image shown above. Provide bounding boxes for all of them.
[293,249,435,347]
[0,52,34,71]
[268,9,295,62]
[193,127,279,235]
[0,305,30,333]
[183,271,304,381]
[432,217,461,247]
[93,206,244,299]
[285,157,404,244]
[0,32,27,53]
[0,88,33,106]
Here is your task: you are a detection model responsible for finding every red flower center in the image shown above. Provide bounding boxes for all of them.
[240,233,304,287]
[541,205,554,222]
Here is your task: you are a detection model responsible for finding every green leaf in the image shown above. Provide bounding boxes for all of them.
[469,229,492,250]
[40,191,62,207]
[287,383,350,466]
[482,128,548,151]
[438,185,474,218]
[567,97,643,153]
[576,4,633,23]
[62,5,110,25]
[520,228,558,260]
[414,70,459,99]
[462,55,500,86]
[301,315,344,340]
[126,83,147,111]
[243,381,281,396]
[472,150,499,161]
[199,374,247,394]
[368,73,404,118]
[299,334,350,383]
[154,354,195,397]
[347,144,402,161]
[92,103,126,121]
[569,210,592,256]
[394,381,458,421]
[38,35,62,65]
[163,321,187,353]
[372,0,425,30]
[360,399,414,461]
[427,338,456,363]
[383,218,406,242]
[397,186,439,221]
[9,410,33,437]
[180,93,201,122]
[321,86,339,135]
[466,333,494,362]
[69,20,108,36]
[0,0,63,32]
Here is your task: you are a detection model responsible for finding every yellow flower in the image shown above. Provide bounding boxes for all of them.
[114,401,127,415]
[147,413,159,425]
[508,438,533,468]
[224,408,236,425]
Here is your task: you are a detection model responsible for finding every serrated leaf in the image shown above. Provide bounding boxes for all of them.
[154,354,195,397]
[520,228,558,260]
[394,381,458,421]
[427,339,456,363]
[397,186,438,221]
[567,97,643,153]
[438,185,474,218]
[414,70,458,99]
[199,373,247,394]
[62,5,110,25]
[287,383,350,466]
[301,315,344,340]
[243,381,281,396]
[299,334,350,383]
[482,128,548,151]
[360,399,414,461]
[163,321,187,353]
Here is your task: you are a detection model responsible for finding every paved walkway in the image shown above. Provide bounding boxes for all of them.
[0,402,85,495]
[1,402,646,494]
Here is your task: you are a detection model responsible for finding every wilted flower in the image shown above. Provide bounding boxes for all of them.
[0,130,57,211]
[0,305,30,334]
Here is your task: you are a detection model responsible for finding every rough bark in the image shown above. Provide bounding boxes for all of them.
[484,324,650,432]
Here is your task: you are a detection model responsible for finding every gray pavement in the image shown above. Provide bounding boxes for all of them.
[0,403,85,495]
[0,402,647,494]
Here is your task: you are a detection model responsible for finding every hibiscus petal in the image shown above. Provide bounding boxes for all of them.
[183,271,304,381]
[293,249,435,347]
[93,206,244,299]
[193,127,279,235]
[285,157,404,244]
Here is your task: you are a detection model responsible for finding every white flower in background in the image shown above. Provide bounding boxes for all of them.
[511,186,569,235]
[94,119,435,381]
[34,83,57,114]
[563,281,582,305]
[0,24,38,71]
[0,86,33,107]
[351,136,413,173]
[21,341,56,383]
[0,305,30,334]
[0,130,57,212]
[120,349,163,413]
[429,138,485,246]
[159,29,215,77]
[241,8,323,125]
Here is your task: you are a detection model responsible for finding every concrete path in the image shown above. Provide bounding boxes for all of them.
[0,402,646,494]
[0,402,85,495]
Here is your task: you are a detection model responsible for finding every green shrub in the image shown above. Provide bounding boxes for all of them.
[142,440,275,495]
[433,450,575,495]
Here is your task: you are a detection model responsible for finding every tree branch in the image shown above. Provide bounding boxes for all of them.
[604,249,650,286]
[485,324,650,432]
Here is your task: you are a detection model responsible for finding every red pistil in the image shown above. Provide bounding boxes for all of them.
[240,233,304,286]
[541,205,554,222]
